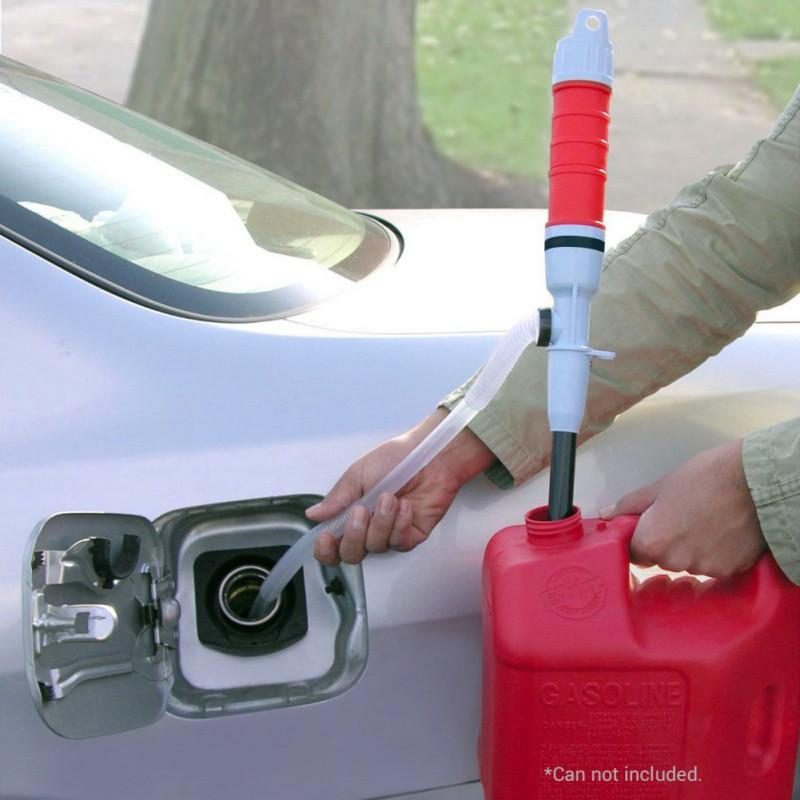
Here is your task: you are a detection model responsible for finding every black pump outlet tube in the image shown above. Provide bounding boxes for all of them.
[548,431,576,520]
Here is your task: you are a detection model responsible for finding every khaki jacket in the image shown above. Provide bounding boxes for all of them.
[440,87,800,583]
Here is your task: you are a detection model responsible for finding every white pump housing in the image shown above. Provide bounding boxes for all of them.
[543,224,614,434]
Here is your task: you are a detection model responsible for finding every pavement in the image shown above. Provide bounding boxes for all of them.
[736,38,800,61]
[570,0,779,211]
[0,0,789,213]
[0,0,149,103]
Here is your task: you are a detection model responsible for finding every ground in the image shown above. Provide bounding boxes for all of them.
[706,0,800,109]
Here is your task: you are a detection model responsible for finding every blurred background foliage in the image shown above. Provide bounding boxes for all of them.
[416,0,564,178]
[1,0,798,211]
[705,0,800,109]
[706,0,799,39]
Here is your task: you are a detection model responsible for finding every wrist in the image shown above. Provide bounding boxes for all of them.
[401,407,497,489]
[434,409,496,486]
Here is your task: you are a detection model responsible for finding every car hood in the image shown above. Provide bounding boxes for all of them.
[288,208,645,335]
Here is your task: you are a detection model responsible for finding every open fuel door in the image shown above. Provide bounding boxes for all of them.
[23,498,369,740]
[23,513,179,739]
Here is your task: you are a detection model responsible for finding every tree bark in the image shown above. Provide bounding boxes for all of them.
[127,0,543,208]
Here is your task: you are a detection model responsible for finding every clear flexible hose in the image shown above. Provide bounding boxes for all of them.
[249,313,540,618]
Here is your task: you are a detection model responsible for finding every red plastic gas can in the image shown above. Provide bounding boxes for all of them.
[479,505,800,798]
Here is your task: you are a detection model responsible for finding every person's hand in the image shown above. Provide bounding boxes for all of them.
[307,408,495,566]
[600,439,767,578]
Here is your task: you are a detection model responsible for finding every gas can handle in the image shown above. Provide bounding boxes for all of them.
[736,551,791,616]
[601,514,638,550]
[608,513,786,599]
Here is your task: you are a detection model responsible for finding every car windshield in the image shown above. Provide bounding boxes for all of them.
[0,59,393,320]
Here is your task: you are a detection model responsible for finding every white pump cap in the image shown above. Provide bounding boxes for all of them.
[552,9,614,87]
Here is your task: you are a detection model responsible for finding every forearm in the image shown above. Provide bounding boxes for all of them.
[442,87,800,487]
[407,408,496,488]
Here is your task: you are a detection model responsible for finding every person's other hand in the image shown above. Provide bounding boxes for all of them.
[600,440,767,578]
[307,408,496,566]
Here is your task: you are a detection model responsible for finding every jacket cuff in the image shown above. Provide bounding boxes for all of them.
[437,390,528,489]
[742,418,800,584]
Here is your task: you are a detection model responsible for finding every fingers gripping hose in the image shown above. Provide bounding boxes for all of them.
[249,314,540,618]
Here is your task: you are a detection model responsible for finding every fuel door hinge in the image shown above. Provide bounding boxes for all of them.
[142,566,181,650]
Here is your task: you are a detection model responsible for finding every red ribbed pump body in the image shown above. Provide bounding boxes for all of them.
[479,507,800,798]
[547,80,611,229]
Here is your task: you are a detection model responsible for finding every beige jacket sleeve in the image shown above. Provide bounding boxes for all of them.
[439,87,800,580]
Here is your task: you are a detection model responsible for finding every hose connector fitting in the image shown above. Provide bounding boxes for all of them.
[536,308,553,347]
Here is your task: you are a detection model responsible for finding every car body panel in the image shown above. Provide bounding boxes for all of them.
[294,208,800,333]
[292,209,643,334]
[2,203,799,799]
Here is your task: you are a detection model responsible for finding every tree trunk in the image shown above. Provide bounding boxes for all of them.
[127,0,543,208]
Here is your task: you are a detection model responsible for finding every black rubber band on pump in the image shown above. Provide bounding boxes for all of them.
[544,236,605,252]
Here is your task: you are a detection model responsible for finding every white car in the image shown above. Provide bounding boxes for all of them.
[1,57,799,800]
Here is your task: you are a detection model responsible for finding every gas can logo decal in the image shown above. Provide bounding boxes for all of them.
[542,566,607,619]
